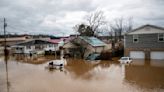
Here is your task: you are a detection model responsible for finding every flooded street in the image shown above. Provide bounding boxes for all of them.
[0,56,164,92]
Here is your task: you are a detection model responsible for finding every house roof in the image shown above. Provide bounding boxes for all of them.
[0,36,27,42]
[63,41,78,48]
[48,39,62,44]
[14,39,54,46]
[79,36,106,47]
[126,24,164,35]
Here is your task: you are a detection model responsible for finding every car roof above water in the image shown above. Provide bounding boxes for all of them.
[121,57,130,58]
[120,57,131,60]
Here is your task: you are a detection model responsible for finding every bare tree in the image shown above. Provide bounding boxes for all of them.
[110,18,123,41]
[124,17,133,32]
[85,10,106,36]
[110,17,133,42]
[73,24,79,33]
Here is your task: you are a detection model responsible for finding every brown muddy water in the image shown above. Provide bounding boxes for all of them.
[0,56,164,92]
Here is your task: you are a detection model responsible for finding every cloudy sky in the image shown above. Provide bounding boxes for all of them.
[0,0,164,36]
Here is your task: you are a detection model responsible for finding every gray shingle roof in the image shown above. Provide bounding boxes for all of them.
[126,24,164,34]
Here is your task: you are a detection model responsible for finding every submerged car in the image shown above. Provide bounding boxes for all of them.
[48,58,67,69]
[118,57,132,64]
[85,53,101,61]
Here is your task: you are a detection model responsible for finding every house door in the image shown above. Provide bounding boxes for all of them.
[150,51,164,60]
[130,51,145,59]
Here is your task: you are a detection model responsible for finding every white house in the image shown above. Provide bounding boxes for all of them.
[11,39,58,55]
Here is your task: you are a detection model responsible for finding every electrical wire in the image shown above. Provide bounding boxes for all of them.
[7,25,30,33]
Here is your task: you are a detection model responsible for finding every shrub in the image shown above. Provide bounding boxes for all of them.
[100,51,112,60]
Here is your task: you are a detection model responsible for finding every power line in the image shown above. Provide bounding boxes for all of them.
[7,24,47,35]
[0,18,34,33]
[7,25,30,33]
[0,18,38,35]
[8,24,40,34]
[0,18,56,35]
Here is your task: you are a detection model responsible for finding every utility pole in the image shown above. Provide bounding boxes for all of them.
[4,18,8,56]
[3,18,9,92]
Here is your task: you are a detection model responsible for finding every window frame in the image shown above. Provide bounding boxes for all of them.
[26,46,31,49]
[49,44,54,47]
[158,33,164,42]
[133,34,139,43]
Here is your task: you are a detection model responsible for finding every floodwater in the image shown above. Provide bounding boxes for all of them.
[0,56,164,92]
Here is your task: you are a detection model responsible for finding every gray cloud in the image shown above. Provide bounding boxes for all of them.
[0,0,164,36]
[0,0,97,36]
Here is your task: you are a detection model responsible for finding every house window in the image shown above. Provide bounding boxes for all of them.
[49,44,54,47]
[133,35,138,43]
[26,46,31,49]
[35,45,42,50]
[158,34,164,42]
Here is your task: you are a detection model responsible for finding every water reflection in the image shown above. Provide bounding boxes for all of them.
[13,55,56,64]
[66,59,112,80]
[4,55,10,92]
[45,66,68,74]
[125,60,164,89]
[0,56,164,92]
